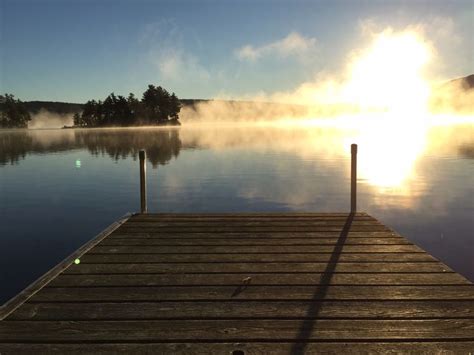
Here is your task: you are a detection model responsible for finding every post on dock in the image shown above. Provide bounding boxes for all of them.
[139,149,147,214]
[351,143,357,213]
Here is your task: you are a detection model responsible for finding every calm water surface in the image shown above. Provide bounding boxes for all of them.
[0,122,473,303]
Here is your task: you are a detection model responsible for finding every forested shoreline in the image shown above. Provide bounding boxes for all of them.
[0,94,32,128]
[73,85,181,127]
[0,84,182,129]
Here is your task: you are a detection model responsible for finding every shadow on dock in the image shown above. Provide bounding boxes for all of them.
[290,212,354,355]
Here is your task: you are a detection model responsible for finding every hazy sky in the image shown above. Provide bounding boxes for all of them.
[1,0,473,102]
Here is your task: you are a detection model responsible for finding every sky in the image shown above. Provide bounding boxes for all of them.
[1,0,473,102]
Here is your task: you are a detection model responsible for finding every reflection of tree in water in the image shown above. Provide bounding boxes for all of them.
[145,130,181,167]
[0,128,181,167]
[0,131,33,165]
[1,131,79,165]
[458,144,474,159]
[75,129,182,168]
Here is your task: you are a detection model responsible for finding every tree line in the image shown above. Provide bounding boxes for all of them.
[73,85,182,127]
[0,94,31,128]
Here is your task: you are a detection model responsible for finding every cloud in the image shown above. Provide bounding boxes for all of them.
[155,47,210,82]
[425,17,461,45]
[139,21,210,85]
[236,32,317,61]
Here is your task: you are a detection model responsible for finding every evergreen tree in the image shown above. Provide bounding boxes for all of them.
[169,93,182,120]
[81,100,102,127]
[73,112,82,126]
[127,93,144,124]
[76,84,181,127]
[0,94,31,128]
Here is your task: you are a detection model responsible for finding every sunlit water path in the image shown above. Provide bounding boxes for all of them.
[0,122,473,304]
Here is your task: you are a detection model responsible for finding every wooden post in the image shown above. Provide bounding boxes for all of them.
[139,150,147,214]
[351,144,357,213]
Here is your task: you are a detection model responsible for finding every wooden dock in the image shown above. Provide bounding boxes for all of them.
[1,212,473,353]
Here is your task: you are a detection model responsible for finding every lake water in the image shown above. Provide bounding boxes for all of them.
[0,119,473,304]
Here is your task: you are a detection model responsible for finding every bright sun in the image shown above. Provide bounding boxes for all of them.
[343,29,432,114]
[298,29,462,193]
[340,30,434,191]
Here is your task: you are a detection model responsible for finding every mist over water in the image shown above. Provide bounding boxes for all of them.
[180,26,472,123]
[27,109,74,129]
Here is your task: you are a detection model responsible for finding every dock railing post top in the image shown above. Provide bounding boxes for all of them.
[351,143,358,154]
[139,149,146,159]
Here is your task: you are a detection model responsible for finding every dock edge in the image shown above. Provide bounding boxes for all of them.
[0,213,133,320]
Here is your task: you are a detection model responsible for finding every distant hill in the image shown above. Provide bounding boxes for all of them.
[23,101,84,115]
[447,74,474,90]
[430,74,474,114]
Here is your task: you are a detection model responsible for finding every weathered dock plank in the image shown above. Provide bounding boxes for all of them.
[60,261,449,273]
[77,252,438,262]
[48,272,470,287]
[109,231,401,238]
[100,236,412,245]
[2,319,474,341]
[115,226,392,233]
[88,244,425,253]
[2,342,473,354]
[9,300,474,320]
[27,285,474,302]
[1,213,473,354]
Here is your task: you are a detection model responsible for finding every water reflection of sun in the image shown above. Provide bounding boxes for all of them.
[348,115,428,199]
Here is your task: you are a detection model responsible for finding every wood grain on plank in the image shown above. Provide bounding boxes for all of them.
[62,262,450,274]
[88,245,424,254]
[1,319,473,341]
[9,300,474,320]
[1,342,473,354]
[78,252,437,263]
[99,237,411,246]
[126,214,374,219]
[123,221,384,228]
[29,286,474,302]
[108,231,401,239]
[48,273,470,287]
[116,226,391,233]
